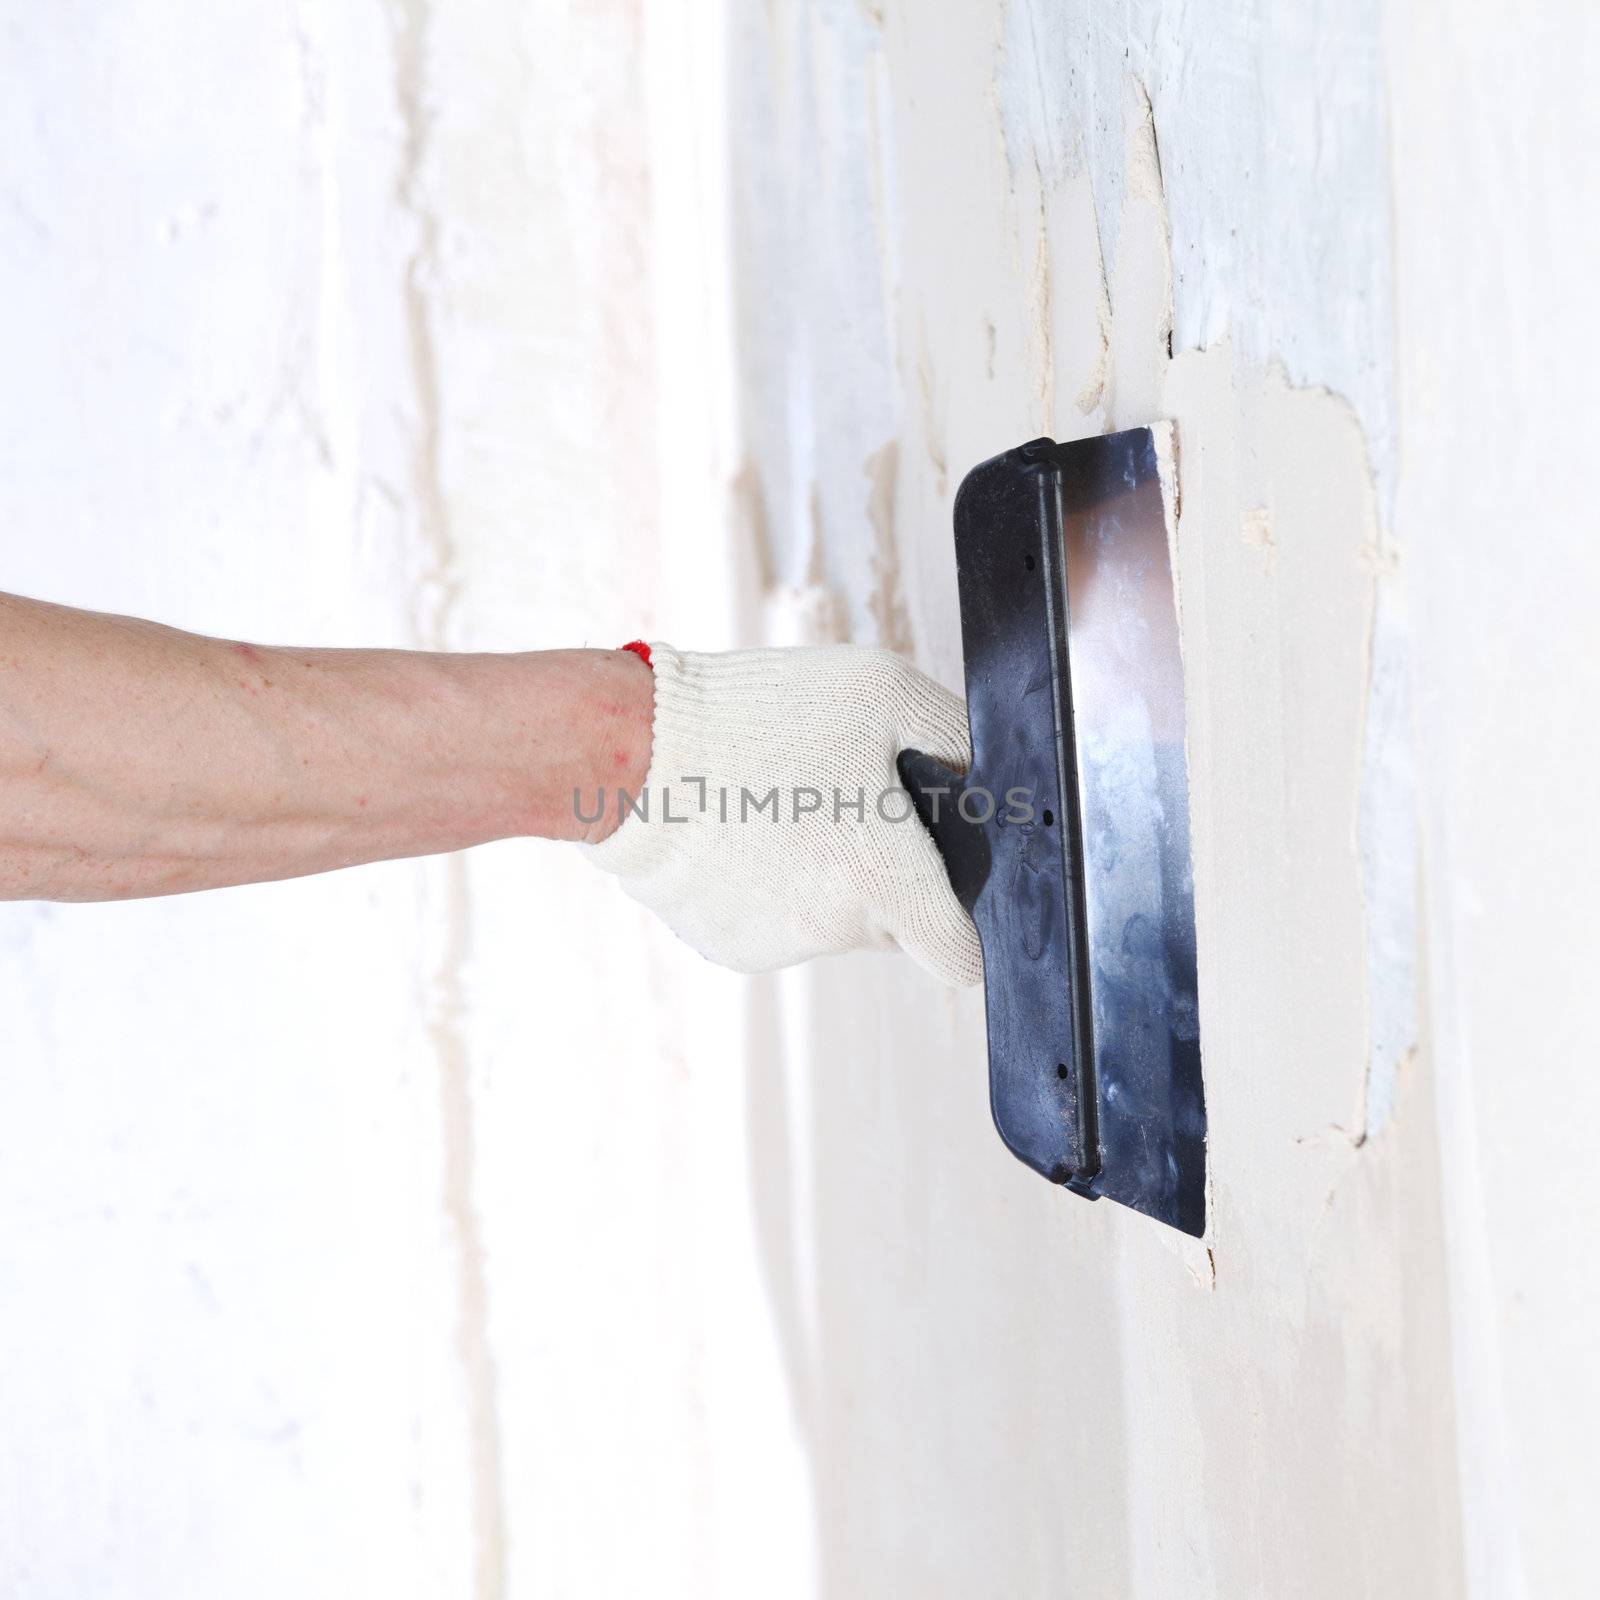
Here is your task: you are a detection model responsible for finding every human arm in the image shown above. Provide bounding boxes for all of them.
[0,591,651,900]
[0,593,981,983]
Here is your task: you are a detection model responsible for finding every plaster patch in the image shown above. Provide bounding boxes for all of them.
[763,584,851,648]
[1103,80,1172,430]
[1355,572,1417,1137]
[1006,153,1110,437]
[914,323,948,499]
[1073,304,1110,417]
[730,456,778,592]
[1168,350,1381,1158]
[1011,52,1416,1149]
[1026,154,1054,427]
[862,440,914,653]
[1240,505,1275,573]
[384,6,507,1596]
[1150,418,1182,619]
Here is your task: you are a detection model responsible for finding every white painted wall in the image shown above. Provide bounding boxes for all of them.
[2,2,1594,1597]
[2,5,807,1596]
[1388,5,1600,1591]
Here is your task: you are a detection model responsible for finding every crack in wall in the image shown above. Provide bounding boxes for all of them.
[385,4,507,1596]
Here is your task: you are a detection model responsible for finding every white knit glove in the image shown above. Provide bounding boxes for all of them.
[583,643,982,985]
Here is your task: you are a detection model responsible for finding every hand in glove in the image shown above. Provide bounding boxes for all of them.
[584,643,981,986]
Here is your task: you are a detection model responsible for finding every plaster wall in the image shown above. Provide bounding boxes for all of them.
[3,4,808,1596]
[2,2,1594,1597]
[1387,5,1600,1591]
[729,4,1451,1595]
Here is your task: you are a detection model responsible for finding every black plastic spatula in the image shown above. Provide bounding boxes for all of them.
[899,428,1207,1236]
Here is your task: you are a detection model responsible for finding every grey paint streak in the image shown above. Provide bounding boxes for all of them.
[999,0,1395,497]
[724,2,905,642]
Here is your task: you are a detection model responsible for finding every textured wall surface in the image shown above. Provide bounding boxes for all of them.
[2,2,1594,1597]
[732,4,1453,1595]
[2,5,809,1596]
[1387,3,1600,1591]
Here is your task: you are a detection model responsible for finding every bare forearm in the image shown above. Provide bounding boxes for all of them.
[0,593,651,900]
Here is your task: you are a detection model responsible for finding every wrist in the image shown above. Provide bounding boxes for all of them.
[564,648,654,844]
[365,647,653,849]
